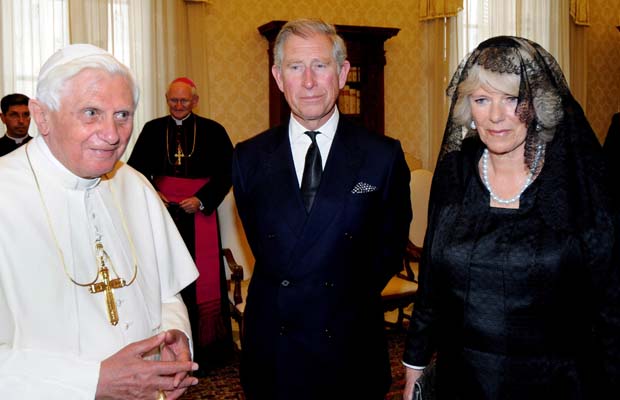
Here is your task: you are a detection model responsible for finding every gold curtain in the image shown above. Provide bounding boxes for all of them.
[568,0,589,115]
[417,1,462,168]
[185,1,211,118]
[570,0,590,26]
[570,22,588,114]
[421,17,458,170]
[419,1,462,169]
[68,0,108,48]
[419,0,463,21]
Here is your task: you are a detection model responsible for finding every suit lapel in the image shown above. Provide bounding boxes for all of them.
[260,125,308,235]
[288,118,365,268]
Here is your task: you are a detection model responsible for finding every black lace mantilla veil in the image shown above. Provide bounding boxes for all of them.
[421,35,620,393]
[434,35,611,233]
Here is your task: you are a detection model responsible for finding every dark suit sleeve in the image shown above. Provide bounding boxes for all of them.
[231,142,258,257]
[377,140,412,288]
[603,113,620,204]
[402,200,439,366]
[592,211,620,395]
[604,113,620,154]
[231,145,247,221]
[604,113,620,169]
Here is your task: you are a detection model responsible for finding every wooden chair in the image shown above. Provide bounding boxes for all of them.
[217,191,254,347]
[381,168,433,329]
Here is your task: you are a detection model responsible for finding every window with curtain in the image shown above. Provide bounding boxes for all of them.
[108,0,130,66]
[0,0,69,100]
[454,0,569,78]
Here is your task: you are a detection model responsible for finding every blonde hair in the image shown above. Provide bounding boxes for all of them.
[452,64,520,128]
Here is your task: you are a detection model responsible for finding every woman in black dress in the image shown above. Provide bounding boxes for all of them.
[402,36,620,399]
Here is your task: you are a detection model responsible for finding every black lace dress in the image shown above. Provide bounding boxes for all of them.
[419,139,612,399]
[403,36,620,399]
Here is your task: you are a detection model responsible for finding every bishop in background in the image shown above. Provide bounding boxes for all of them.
[128,77,234,371]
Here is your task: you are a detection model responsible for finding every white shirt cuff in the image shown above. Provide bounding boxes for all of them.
[402,360,426,370]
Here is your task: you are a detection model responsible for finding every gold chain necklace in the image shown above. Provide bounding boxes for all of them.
[166,117,197,166]
[25,143,139,326]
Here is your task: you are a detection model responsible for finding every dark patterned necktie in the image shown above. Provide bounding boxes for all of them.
[300,131,322,213]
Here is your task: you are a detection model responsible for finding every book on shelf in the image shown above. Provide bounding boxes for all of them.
[338,85,360,115]
[348,66,360,83]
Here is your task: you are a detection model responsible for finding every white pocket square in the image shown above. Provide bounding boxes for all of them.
[351,182,377,194]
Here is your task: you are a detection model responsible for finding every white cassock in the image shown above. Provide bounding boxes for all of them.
[0,136,199,398]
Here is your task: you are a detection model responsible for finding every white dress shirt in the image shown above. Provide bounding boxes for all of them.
[289,108,340,187]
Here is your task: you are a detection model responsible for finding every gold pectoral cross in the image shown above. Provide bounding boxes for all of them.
[90,266,126,325]
[174,143,185,166]
[89,245,127,326]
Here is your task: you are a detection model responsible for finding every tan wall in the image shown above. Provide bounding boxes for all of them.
[186,0,619,169]
[191,0,427,169]
[587,0,620,143]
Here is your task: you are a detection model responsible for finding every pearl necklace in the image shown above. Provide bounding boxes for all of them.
[481,147,540,205]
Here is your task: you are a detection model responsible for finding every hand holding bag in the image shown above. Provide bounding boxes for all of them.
[412,358,436,400]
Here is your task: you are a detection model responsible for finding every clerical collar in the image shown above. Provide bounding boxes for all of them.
[4,133,29,144]
[171,113,192,126]
[32,135,101,190]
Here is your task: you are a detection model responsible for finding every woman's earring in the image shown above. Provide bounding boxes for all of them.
[470,120,477,130]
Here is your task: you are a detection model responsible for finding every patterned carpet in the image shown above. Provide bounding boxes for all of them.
[182,328,407,400]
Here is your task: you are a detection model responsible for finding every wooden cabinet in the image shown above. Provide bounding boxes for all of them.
[258,21,399,135]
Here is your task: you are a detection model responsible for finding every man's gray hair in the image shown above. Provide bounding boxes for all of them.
[273,19,347,72]
[36,44,139,111]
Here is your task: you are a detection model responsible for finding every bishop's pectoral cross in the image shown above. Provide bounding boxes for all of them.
[89,243,127,326]
[174,143,185,166]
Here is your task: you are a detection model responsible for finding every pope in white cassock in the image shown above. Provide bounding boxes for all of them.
[0,45,200,399]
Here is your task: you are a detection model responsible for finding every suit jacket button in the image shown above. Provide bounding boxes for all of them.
[281,280,290,287]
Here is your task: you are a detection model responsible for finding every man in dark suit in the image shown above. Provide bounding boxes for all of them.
[232,19,412,400]
[128,77,233,371]
[0,93,32,156]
